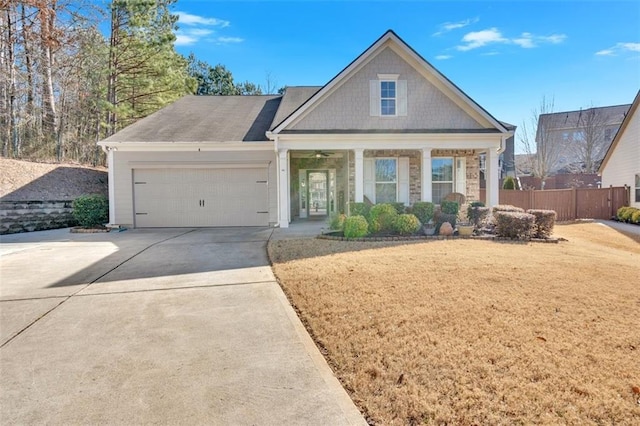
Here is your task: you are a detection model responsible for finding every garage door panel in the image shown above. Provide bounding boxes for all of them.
[133,168,269,227]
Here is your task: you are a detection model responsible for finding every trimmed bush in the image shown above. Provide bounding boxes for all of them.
[434,210,457,231]
[329,213,347,230]
[492,204,524,214]
[468,206,490,228]
[368,203,399,233]
[390,202,406,214]
[494,211,535,239]
[72,194,109,228]
[632,209,640,224]
[527,209,557,238]
[502,176,517,190]
[343,215,369,239]
[393,214,421,236]
[617,206,635,223]
[412,202,435,225]
[349,202,370,217]
[440,200,459,215]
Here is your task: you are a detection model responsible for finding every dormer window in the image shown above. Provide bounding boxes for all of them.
[380,81,396,116]
[370,74,407,117]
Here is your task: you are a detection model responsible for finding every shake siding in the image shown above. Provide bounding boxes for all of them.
[112,150,278,226]
[601,107,640,207]
[290,47,485,131]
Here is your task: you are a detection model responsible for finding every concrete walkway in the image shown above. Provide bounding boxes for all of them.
[596,219,640,236]
[0,227,366,425]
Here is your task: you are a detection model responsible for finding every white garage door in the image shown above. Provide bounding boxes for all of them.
[133,168,269,227]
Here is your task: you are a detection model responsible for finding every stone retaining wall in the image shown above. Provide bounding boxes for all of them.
[0,200,77,235]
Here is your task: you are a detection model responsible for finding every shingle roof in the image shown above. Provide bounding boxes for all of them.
[102,95,282,142]
[270,86,321,130]
[539,104,631,131]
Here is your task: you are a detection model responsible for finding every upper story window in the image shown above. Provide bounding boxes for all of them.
[370,74,406,117]
[380,81,396,116]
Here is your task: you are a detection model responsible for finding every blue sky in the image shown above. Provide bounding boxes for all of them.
[170,0,640,152]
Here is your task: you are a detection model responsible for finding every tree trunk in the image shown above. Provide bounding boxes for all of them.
[106,5,119,136]
[38,1,58,144]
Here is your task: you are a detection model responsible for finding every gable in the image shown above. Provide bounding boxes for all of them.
[599,91,640,175]
[288,46,487,131]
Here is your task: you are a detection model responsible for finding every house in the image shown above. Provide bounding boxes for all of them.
[98,30,513,228]
[537,103,631,174]
[599,90,640,208]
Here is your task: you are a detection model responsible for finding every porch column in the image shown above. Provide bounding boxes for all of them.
[277,149,290,228]
[486,148,500,207]
[421,148,432,202]
[354,148,364,202]
[107,147,116,226]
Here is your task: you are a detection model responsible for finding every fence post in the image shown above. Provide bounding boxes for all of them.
[609,185,613,218]
[572,187,578,220]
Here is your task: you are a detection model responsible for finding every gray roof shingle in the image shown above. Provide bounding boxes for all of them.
[270,86,322,130]
[102,95,282,142]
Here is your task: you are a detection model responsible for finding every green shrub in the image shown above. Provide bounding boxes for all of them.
[617,206,635,222]
[329,213,347,230]
[440,200,459,215]
[468,206,490,228]
[368,203,399,233]
[494,211,535,239]
[492,204,524,214]
[502,176,517,190]
[393,214,421,235]
[72,194,109,228]
[390,202,406,214]
[631,209,640,224]
[343,215,369,239]
[434,210,457,231]
[349,202,370,217]
[527,209,557,238]
[412,202,435,225]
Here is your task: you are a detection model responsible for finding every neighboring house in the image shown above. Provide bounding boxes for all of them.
[537,103,631,174]
[98,30,513,228]
[599,90,640,208]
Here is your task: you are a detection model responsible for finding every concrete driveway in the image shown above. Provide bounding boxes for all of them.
[0,228,365,425]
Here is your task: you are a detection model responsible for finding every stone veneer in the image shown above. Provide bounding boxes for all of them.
[0,200,77,234]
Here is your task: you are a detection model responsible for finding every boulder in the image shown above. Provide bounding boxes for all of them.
[439,221,454,236]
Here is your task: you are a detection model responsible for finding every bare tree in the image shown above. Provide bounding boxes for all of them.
[264,70,278,95]
[570,105,610,173]
[519,96,563,189]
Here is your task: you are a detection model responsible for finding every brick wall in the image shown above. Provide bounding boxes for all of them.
[0,200,77,235]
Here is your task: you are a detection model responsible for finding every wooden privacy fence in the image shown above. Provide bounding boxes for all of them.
[479,186,630,221]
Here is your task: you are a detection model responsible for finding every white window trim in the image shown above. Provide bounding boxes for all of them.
[375,157,399,201]
[432,157,455,204]
[380,80,397,117]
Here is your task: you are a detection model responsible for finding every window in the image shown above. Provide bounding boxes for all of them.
[432,158,453,204]
[636,174,640,203]
[604,127,614,141]
[375,159,397,203]
[380,81,396,116]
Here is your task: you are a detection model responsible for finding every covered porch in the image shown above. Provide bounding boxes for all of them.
[275,138,503,228]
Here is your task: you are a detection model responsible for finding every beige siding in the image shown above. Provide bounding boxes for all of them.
[601,107,640,207]
[291,47,485,131]
[112,150,277,226]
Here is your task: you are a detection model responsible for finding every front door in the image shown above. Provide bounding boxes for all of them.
[299,169,336,218]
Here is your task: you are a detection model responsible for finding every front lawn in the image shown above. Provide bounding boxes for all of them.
[268,223,640,425]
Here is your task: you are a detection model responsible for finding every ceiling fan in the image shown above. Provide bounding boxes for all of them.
[310,150,334,158]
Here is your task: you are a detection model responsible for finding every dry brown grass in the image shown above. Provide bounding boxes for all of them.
[269,223,640,425]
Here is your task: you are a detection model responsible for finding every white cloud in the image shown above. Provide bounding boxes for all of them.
[435,54,452,60]
[175,34,197,46]
[214,36,244,44]
[456,28,567,51]
[595,42,640,56]
[176,11,229,28]
[433,17,479,36]
[457,28,506,51]
[174,11,242,46]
